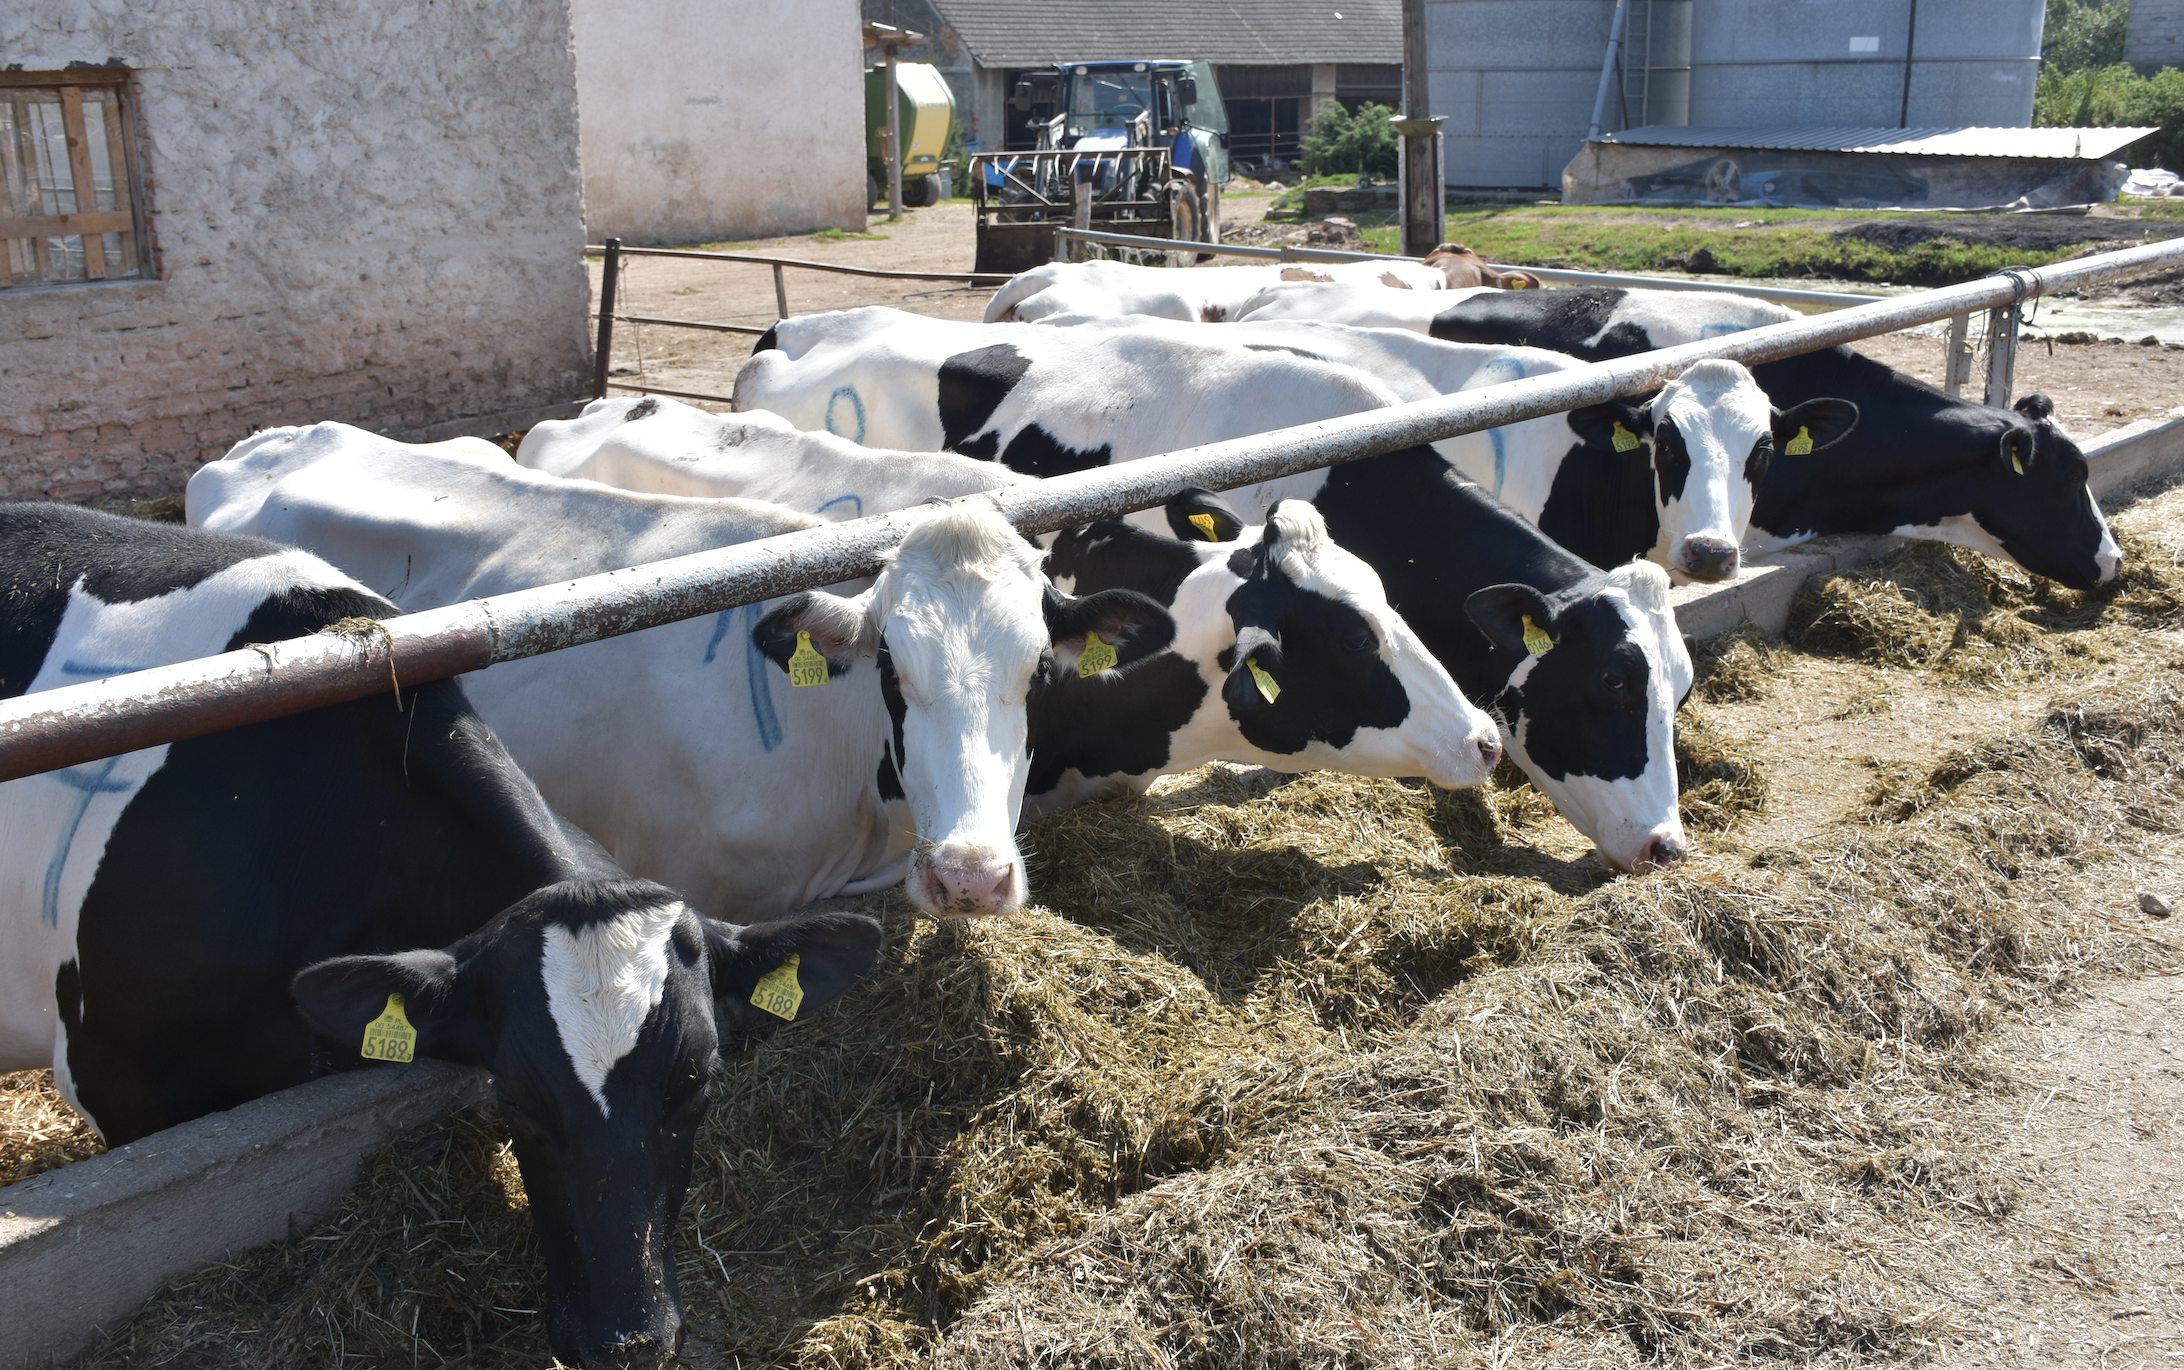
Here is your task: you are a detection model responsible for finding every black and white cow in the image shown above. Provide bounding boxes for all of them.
[188,424,1175,920]
[1419,286,2124,588]
[1022,313,1859,582]
[735,314,1695,871]
[517,397,1505,809]
[983,254,1473,325]
[0,504,884,1369]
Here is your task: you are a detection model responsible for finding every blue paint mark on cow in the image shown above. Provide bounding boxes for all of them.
[825,387,868,445]
[42,758,135,927]
[742,601,783,751]
[702,610,733,664]
[1469,359,1530,497]
[1698,322,1753,340]
[816,493,864,519]
[60,660,144,678]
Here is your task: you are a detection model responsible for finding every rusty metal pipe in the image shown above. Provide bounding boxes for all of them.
[7,235,2184,783]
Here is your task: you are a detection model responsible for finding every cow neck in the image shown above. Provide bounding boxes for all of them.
[1024,649,1207,800]
[1749,344,2016,535]
[1313,445,1595,703]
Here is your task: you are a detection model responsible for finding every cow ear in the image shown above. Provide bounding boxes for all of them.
[1222,637,1288,714]
[1998,423,2037,475]
[1044,584,1176,665]
[292,950,489,1067]
[2013,393,2055,423]
[704,911,884,1035]
[1465,583,1558,659]
[753,589,877,675]
[1165,487,1247,543]
[1770,398,1858,456]
[1566,400,1650,452]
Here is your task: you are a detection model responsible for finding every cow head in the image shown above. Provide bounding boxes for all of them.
[1424,243,1543,291]
[1939,395,2122,589]
[1580,360,1858,583]
[293,884,883,1370]
[1202,498,1503,787]
[1465,560,1694,873]
[756,504,1173,916]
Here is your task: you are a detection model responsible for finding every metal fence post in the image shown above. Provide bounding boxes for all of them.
[772,263,789,319]
[1942,313,1972,397]
[592,237,621,400]
[1984,301,2019,408]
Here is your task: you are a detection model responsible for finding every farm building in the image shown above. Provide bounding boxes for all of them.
[1,1,592,507]
[858,0,1403,165]
[2128,0,2184,74]
[1429,0,2048,190]
[572,0,868,243]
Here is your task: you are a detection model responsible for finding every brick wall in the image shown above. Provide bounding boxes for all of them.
[1,0,592,505]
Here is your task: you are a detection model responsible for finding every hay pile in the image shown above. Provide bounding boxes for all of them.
[71,655,2184,1368]
[0,1072,103,1186]
[1788,532,2184,683]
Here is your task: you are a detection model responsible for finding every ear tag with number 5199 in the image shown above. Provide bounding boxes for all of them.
[1611,422,1640,453]
[1077,630,1118,677]
[787,631,829,687]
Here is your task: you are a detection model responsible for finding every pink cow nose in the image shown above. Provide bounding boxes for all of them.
[1679,537,1739,583]
[1633,831,1687,873]
[924,853,1016,917]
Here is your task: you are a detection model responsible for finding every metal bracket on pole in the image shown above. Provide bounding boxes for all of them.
[1942,313,1972,397]
[1984,302,2021,408]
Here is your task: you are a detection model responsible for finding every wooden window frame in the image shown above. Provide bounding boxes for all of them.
[0,68,152,290]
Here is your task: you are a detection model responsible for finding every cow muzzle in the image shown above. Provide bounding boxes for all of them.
[1677,536,1740,583]
[571,1325,682,1370]
[912,843,1021,918]
[1630,828,1688,874]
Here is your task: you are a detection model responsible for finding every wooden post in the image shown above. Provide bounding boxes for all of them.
[57,85,108,280]
[885,43,903,222]
[593,238,620,400]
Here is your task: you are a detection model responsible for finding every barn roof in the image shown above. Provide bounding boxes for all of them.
[926,0,1400,67]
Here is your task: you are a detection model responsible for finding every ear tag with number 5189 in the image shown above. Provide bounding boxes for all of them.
[360,993,416,1063]
[750,954,804,1021]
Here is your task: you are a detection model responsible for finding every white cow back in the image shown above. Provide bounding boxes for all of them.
[984,257,1458,325]
[188,423,1034,919]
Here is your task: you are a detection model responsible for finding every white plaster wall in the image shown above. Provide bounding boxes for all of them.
[0,0,591,503]
[573,0,866,244]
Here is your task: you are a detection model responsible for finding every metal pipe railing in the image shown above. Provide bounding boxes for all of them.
[7,235,2184,782]
[1053,225,1888,308]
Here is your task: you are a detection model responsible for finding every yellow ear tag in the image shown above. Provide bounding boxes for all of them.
[2009,441,2026,475]
[787,630,829,687]
[1077,630,1118,677]
[1785,425,1814,457]
[360,993,417,1063]
[1188,511,1219,540]
[1611,421,1640,453]
[750,953,804,1021]
[1247,657,1281,703]
[1520,614,1555,658]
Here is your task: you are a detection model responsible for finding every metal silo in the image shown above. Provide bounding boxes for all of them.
[1686,0,2043,129]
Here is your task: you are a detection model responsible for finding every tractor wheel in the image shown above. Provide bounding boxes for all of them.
[912,176,943,208]
[867,173,881,209]
[1163,181,1205,268]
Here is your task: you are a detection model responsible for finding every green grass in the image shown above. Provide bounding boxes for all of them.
[1266,173,1391,214]
[814,226,892,242]
[1337,205,2107,285]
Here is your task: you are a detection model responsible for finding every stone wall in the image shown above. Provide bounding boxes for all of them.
[0,0,591,505]
[573,0,866,244]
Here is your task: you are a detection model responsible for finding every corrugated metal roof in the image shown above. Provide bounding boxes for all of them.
[1599,125,2158,159]
[927,0,1399,67]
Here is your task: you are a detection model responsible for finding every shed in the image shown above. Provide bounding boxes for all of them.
[571,0,868,243]
[1565,124,2153,208]
[2,2,591,506]
[860,0,1403,165]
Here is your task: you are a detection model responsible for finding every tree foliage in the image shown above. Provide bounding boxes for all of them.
[2043,0,2132,76]
[1298,100,1399,178]
[2034,0,2183,168]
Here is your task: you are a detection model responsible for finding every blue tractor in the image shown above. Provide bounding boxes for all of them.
[970,60,1232,274]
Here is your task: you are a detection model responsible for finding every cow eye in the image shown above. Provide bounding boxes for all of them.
[1344,630,1376,653]
[1604,672,1625,691]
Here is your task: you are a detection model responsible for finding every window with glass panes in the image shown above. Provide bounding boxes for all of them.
[1,70,149,290]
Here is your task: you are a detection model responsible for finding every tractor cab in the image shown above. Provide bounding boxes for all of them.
[970,60,1231,274]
